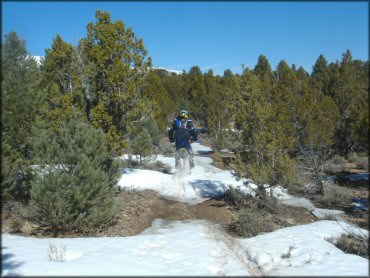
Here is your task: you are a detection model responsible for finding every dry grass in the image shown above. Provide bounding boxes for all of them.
[327,234,368,259]
[230,209,274,237]
[224,187,254,210]
[48,242,67,262]
[321,184,352,207]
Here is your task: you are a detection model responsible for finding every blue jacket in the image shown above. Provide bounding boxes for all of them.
[168,117,198,150]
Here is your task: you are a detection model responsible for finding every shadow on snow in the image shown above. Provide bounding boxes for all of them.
[1,247,24,275]
[189,179,228,198]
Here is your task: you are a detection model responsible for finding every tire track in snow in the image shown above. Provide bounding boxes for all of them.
[165,146,263,275]
[204,221,263,276]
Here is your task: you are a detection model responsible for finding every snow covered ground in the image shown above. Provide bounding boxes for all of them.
[2,143,369,276]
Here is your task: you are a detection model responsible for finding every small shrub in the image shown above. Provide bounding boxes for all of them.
[324,155,348,174]
[258,194,282,214]
[159,143,174,156]
[347,152,358,163]
[322,184,351,207]
[231,209,273,237]
[355,157,368,170]
[323,162,342,174]
[332,155,348,165]
[31,114,119,234]
[304,252,318,264]
[224,187,253,210]
[10,218,23,233]
[327,234,368,259]
[143,160,171,173]
[130,127,154,165]
[281,244,297,259]
[48,242,67,262]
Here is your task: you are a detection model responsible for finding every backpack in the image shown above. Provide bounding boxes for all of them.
[174,119,191,143]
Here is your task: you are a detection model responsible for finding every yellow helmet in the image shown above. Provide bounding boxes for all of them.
[178,110,189,119]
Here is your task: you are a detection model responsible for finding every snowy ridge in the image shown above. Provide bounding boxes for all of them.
[152,66,182,75]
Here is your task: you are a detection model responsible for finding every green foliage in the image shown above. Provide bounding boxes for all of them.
[80,10,154,154]
[40,10,155,155]
[329,50,368,153]
[130,128,154,165]
[1,32,41,202]
[142,70,175,131]
[235,66,297,195]
[31,113,119,234]
[129,114,160,164]
[41,35,80,130]
[205,70,234,151]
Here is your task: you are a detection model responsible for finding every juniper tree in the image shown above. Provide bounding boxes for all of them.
[184,66,207,121]
[235,67,296,199]
[1,32,41,202]
[330,50,369,153]
[204,70,233,151]
[80,10,153,154]
[142,70,175,131]
[31,113,119,234]
[294,67,340,192]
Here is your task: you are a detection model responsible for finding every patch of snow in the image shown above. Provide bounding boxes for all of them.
[2,220,251,276]
[153,66,183,75]
[271,186,316,210]
[238,220,368,276]
[2,220,368,276]
[311,208,345,219]
[118,143,253,204]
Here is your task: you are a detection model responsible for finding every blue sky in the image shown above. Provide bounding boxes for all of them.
[2,1,368,75]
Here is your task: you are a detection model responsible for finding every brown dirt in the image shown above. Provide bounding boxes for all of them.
[2,189,318,238]
[97,189,238,237]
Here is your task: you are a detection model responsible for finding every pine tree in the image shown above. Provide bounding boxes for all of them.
[1,32,41,202]
[31,113,119,234]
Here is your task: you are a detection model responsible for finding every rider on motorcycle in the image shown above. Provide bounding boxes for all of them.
[168,110,198,168]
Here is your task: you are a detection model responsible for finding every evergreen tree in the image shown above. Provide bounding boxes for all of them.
[205,70,233,151]
[130,127,154,165]
[330,50,368,153]
[80,10,153,154]
[295,69,339,191]
[142,70,175,131]
[1,32,41,202]
[163,73,185,116]
[184,66,207,121]
[31,113,119,234]
[41,35,82,130]
[235,68,296,198]
[253,55,273,83]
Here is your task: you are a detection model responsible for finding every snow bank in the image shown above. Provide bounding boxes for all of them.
[239,220,369,276]
[3,219,368,276]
